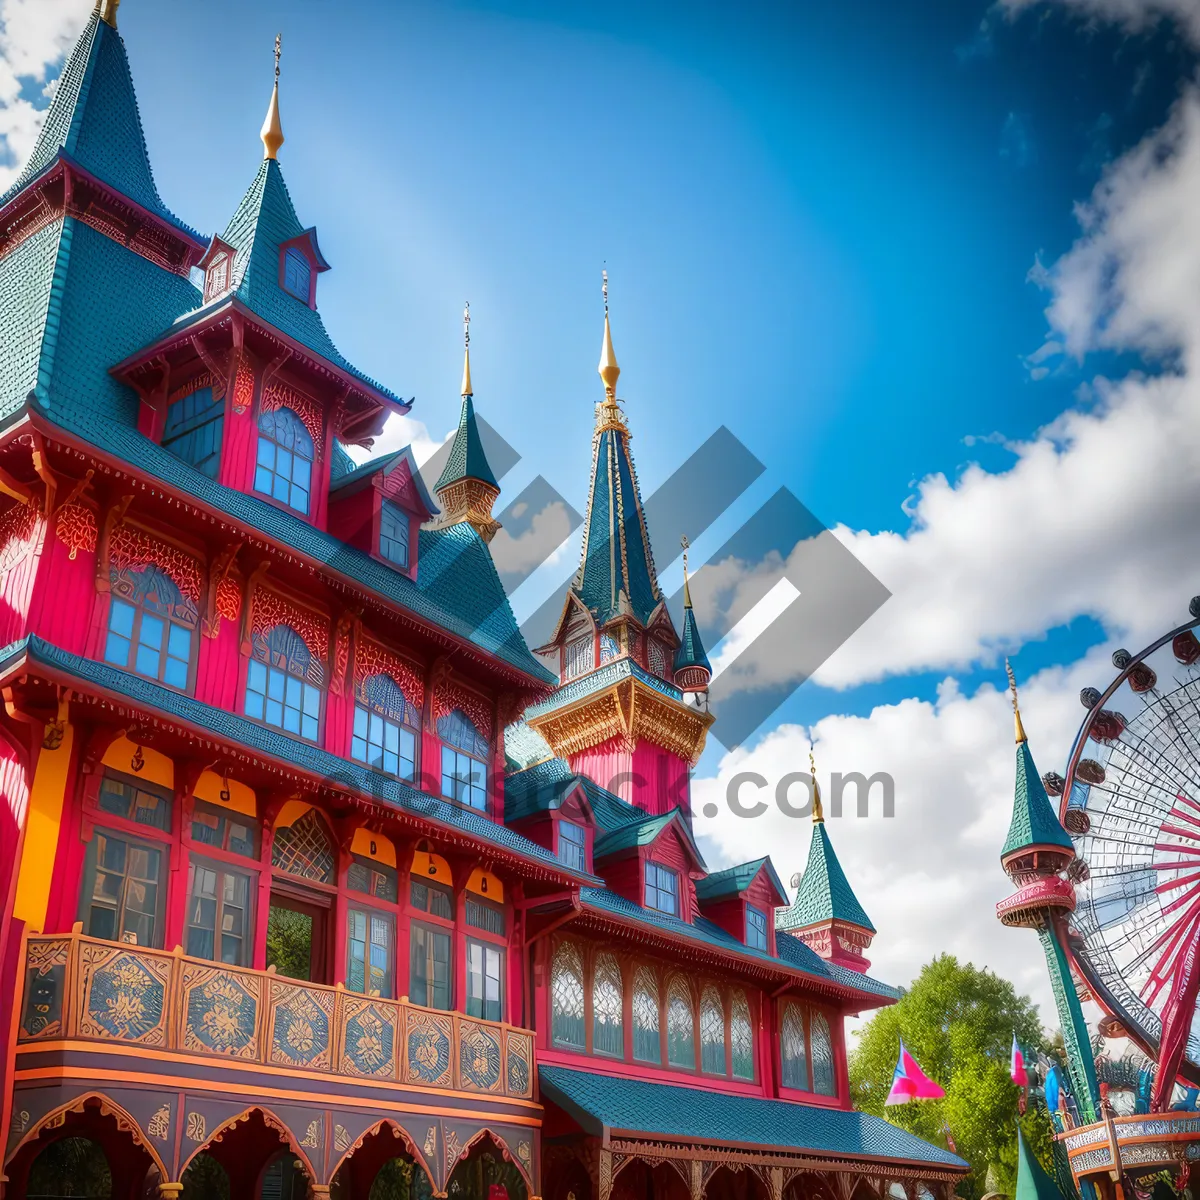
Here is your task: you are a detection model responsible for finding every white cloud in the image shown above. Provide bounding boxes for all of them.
[344,410,447,468]
[1000,0,1200,47]
[0,0,88,189]
[489,499,575,576]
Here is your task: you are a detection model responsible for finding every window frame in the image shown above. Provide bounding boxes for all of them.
[377,499,412,570]
[281,245,315,306]
[346,903,397,1000]
[556,818,588,872]
[162,385,225,480]
[183,854,257,967]
[254,406,315,517]
[80,825,169,949]
[409,920,453,1011]
[665,974,697,1071]
[745,903,769,951]
[550,939,586,1050]
[406,871,456,1011]
[104,591,197,694]
[437,709,490,813]
[779,1000,812,1092]
[644,860,680,917]
[243,624,325,745]
[351,675,419,782]
[465,937,505,1022]
[591,950,624,1059]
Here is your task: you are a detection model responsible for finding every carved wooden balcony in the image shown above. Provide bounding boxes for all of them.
[17,931,534,1100]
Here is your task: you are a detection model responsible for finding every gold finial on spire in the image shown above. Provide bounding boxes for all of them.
[98,0,120,27]
[1006,658,1028,745]
[598,268,621,397]
[810,745,824,823]
[461,302,473,397]
[261,34,285,161]
[681,534,694,609]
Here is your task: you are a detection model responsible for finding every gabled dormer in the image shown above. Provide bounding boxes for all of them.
[593,808,706,921]
[328,443,435,579]
[198,235,237,304]
[278,228,329,309]
[694,857,788,956]
[504,753,597,875]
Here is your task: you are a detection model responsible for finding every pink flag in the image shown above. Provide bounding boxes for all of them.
[1010,1034,1028,1090]
[885,1039,946,1105]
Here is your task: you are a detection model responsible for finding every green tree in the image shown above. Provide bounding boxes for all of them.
[849,955,1057,1200]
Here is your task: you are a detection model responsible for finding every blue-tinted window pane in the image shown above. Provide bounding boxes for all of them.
[380,501,410,568]
[163,386,224,479]
[557,821,587,871]
[283,247,312,301]
[254,408,314,516]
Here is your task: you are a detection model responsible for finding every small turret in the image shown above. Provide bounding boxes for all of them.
[434,304,502,543]
[674,537,711,694]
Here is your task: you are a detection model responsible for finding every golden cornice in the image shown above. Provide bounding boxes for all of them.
[526,673,713,766]
[433,477,502,543]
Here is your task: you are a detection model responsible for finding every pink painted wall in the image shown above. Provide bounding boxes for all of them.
[0,510,45,646]
[27,529,97,655]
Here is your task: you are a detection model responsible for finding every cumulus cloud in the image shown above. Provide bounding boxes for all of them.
[1000,0,1200,47]
[0,0,87,189]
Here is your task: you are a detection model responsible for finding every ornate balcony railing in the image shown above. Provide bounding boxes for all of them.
[17,931,534,1100]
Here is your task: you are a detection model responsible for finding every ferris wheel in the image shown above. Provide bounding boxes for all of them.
[1052,600,1200,1105]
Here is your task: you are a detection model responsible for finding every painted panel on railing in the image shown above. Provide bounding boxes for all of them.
[458,1019,503,1093]
[20,938,69,1040]
[506,1029,533,1098]
[269,980,334,1071]
[406,1008,453,1088]
[181,962,261,1059]
[78,943,170,1046]
[340,996,397,1079]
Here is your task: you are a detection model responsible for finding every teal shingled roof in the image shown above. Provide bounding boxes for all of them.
[674,602,711,675]
[173,159,402,407]
[0,13,196,239]
[0,220,63,417]
[694,857,787,906]
[0,635,582,881]
[526,656,682,719]
[539,1067,967,1169]
[1002,740,1075,859]
[1015,1126,1065,1200]
[592,808,706,869]
[574,422,662,625]
[777,822,875,935]
[437,393,498,491]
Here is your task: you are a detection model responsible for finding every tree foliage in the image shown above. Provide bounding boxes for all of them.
[849,955,1056,1200]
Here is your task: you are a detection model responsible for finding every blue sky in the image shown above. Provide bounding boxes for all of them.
[102,0,1185,743]
[7,0,1200,1008]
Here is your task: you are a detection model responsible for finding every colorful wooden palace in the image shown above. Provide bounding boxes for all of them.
[0,5,965,1197]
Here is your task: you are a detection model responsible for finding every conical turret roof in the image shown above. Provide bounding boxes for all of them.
[1002,740,1074,860]
[437,392,498,491]
[778,821,875,934]
[1014,1127,1066,1200]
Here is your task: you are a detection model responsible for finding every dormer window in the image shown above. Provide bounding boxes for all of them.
[563,635,594,681]
[648,639,670,678]
[557,820,587,872]
[379,500,410,569]
[746,904,768,951]
[204,252,230,302]
[645,862,679,917]
[283,246,312,304]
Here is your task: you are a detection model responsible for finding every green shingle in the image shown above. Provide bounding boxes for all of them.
[674,602,710,674]
[437,393,498,491]
[1002,741,1074,859]
[592,808,705,868]
[694,857,786,905]
[1,14,196,238]
[0,220,64,419]
[539,1067,967,1168]
[777,822,875,935]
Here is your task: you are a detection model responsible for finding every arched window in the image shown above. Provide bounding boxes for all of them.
[648,639,670,678]
[272,808,335,884]
[551,941,585,1049]
[27,1137,112,1198]
[730,990,754,1081]
[163,385,224,479]
[204,251,230,302]
[353,674,419,780]
[780,1002,809,1090]
[632,965,660,1064]
[593,951,624,1057]
[699,984,726,1075]
[246,624,323,741]
[104,561,196,690]
[666,975,695,1069]
[255,407,314,515]
[438,709,489,811]
[283,246,313,303]
[563,635,594,680]
[810,1011,837,1096]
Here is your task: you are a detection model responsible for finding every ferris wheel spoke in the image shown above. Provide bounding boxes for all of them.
[1155,870,1200,895]
[1142,911,1200,1007]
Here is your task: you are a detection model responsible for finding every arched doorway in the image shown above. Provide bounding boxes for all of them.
[705,1166,770,1200]
[5,1097,163,1200]
[542,1148,592,1200]
[178,1109,313,1199]
[446,1133,529,1200]
[329,1121,435,1200]
[610,1158,689,1200]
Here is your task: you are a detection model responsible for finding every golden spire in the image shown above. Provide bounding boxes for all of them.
[1006,658,1028,745]
[681,534,693,608]
[810,746,824,824]
[598,269,621,397]
[261,35,285,161]
[461,302,473,397]
[98,0,120,27]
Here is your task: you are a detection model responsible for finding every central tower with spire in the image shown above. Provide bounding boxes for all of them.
[525,275,712,815]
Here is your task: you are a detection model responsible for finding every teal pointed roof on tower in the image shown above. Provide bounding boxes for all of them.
[176,158,402,407]
[437,393,498,491]
[1014,1126,1066,1200]
[1002,740,1075,859]
[1,11,196,239]
[777,822,875,934]
[574,416,662,624]
[675,602,711,674]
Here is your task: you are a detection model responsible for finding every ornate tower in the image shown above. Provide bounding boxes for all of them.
[434,304,502,543]
[525,276,712,813]
[776,763,875,971]
[996,664,1100,1123]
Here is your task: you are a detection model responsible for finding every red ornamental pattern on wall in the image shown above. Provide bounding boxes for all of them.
[354,638,424,711]
[251,587,330,665]
[55,503,97,561]
[110,524,203,606]
[0,504,41,576]
[169,371,225,406]
[435,680,493,741]
[261,382,325,457]
[215,575,242,622]
[231,352,255,416]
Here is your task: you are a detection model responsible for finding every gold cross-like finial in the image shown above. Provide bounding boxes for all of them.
[602,267,609,317]
[1006,658,1028,745]
[275,33,282,82]
[809,744,824,824]
[460,301,473,398]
